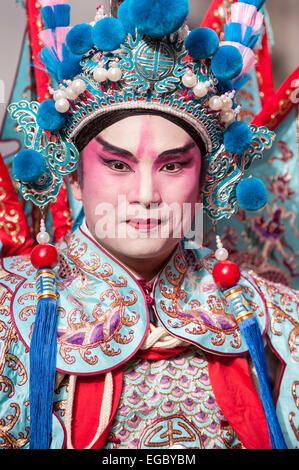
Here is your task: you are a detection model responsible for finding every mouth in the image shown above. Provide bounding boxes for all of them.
[126,218,162,231]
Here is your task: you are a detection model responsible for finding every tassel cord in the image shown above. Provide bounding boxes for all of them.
[29,297,58,449]
[238,316,287,449]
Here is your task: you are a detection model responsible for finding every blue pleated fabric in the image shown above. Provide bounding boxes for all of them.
[29,296,58,449]
[236,315,287,449]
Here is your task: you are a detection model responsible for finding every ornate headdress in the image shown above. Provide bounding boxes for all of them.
[9,0,274,221]
[7,0,287,450]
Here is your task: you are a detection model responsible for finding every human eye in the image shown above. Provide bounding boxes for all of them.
[160,160,191,173]
[101,158,132,172]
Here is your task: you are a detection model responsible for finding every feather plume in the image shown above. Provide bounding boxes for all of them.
[221,0,265,79]
[41,4,70,29]
[39,26,71,77]
[55,26,71,60]
[230,3,263,34]
[38,0,74,81]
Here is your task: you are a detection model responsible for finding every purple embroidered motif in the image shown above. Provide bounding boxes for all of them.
[65,331,85,345]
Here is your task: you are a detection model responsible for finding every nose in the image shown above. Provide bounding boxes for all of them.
[130,163,161,207]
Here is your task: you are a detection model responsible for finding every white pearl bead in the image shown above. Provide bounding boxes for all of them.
[182,72,197,88]
[220,110,235,123]
[53,89,67,101]
[221,96,233,111]
[65,87,77,100]
[209,95,223,111]
[93,67,108,82]
[37,231,50,244]
[55,98,70,113]
[71,79,86,96]
[193,82,208,98]
[107,67,122,82]
[215,247,228,261]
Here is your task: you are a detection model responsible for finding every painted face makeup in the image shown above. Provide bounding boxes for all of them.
[72,114,202,274]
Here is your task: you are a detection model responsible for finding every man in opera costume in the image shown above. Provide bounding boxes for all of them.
[0,0,298,450]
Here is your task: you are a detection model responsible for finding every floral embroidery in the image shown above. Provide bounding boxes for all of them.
[250,273,299,447]
[154,245,267,353]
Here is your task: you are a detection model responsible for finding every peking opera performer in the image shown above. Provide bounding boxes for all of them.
[0,0,298,450]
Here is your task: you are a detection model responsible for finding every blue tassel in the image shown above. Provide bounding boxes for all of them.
[29,269,57,449]
[225,286,287,449]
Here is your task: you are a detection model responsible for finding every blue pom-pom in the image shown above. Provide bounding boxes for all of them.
[236,177,267,211]
[118,0,136,36]
[128,0,189,37]
[211,45,243,81]
[185,27,219,60]
[36,99,67,131]
[92,17,126,51]
[241,0,266,11]
[66,23,94,55]
[224,121,253,154]
[13,149,47,183]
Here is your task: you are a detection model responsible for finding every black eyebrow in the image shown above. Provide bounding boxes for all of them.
[95,136,196,162]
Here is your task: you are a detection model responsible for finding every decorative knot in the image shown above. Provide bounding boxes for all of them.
[138,279,154,305]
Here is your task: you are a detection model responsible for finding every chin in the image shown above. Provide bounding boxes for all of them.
[102,237,179,261]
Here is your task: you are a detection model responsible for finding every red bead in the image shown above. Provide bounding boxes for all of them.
[212,260,241,288]
[31,244,58,269]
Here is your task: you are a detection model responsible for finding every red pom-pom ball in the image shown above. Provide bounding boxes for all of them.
[31,244,58,269]
[212,260,241,288]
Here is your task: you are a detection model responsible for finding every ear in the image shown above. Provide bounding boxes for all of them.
[69,170,82,201]
[197,168,204,203]
[197,191,203,204]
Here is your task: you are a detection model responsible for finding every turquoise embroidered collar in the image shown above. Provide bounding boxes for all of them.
[8,226,268,375]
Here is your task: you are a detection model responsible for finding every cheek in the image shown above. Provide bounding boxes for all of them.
[81,149,110,210]
[158,165,201,203]
[82,154,134,208]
